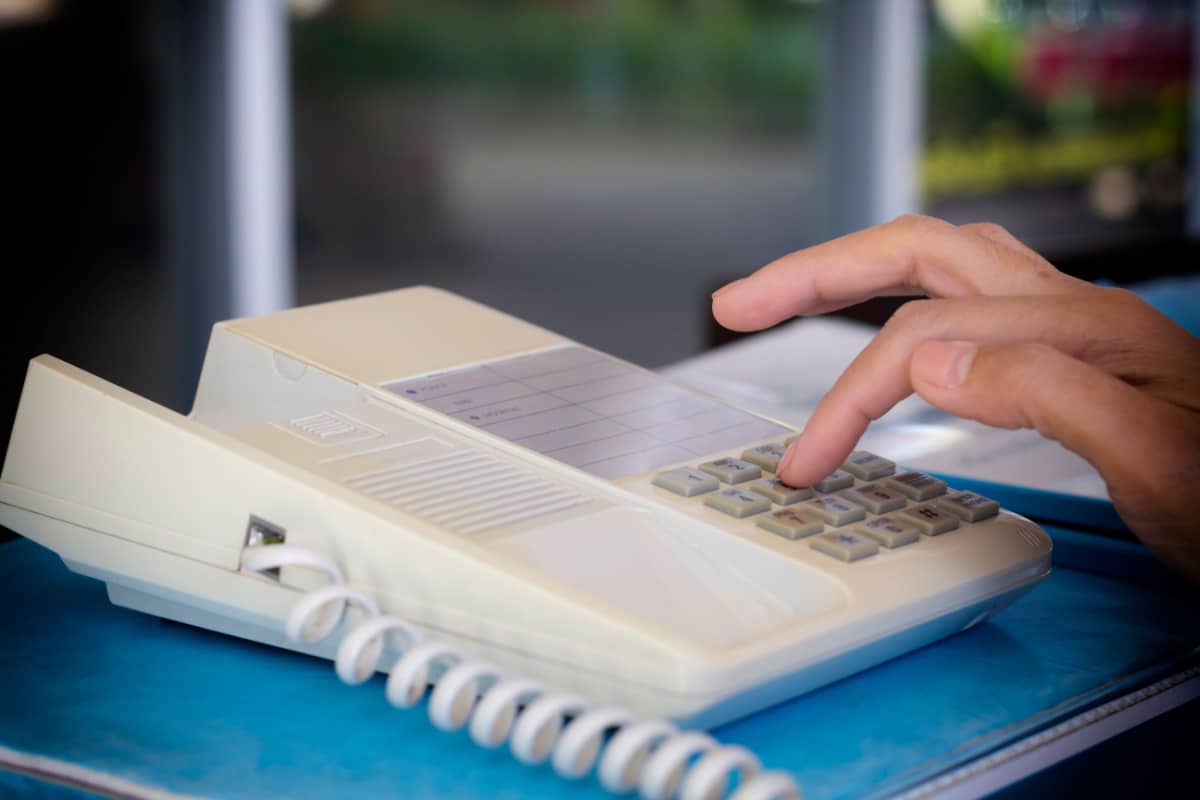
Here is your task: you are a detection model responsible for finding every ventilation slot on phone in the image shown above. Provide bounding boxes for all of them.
[344,450,591,535]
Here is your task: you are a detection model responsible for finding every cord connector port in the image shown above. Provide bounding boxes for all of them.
[245,516,286,547]
[244,516,287,579]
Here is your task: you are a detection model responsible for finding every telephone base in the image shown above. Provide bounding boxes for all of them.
[102,562,1040,730]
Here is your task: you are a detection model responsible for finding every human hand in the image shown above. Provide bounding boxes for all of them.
[712,215,1200,584]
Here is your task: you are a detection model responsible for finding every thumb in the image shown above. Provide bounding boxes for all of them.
[909,339,1184,505]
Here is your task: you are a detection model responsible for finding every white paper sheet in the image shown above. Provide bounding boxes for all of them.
[661,317,1108,499]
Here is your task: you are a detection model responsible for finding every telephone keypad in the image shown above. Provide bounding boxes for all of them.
[651,443,998,562]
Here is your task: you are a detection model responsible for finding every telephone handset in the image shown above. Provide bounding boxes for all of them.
[0,287,1051,799]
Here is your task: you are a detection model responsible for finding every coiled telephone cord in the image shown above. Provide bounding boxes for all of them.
[242,544,802,800]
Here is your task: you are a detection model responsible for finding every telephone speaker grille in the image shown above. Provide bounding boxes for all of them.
[343,450,590,535]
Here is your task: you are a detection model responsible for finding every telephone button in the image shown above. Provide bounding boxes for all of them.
[898,503,960,536]
[757,508,824,540]
[937,491,1000,522]
[884,471,948,501]
[811,531,879,562]
[698,457,762,485]
[802,495,867,527]
[704,488,771,518]
[855,516,920,549]
[652,467,720,498]
[812,469,854,493]
[841,451,896,481]
[748,477,813,505]
[740,443,788,472]
[839,483,906,514]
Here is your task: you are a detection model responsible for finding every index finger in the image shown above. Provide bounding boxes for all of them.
[712,215,1085,332]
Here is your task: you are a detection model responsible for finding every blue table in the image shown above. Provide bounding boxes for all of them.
[1,529,1197,800]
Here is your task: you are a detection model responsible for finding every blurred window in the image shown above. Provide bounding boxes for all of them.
[290,0,823,366]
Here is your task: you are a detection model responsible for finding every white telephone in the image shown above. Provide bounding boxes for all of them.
[0,287,1051,799]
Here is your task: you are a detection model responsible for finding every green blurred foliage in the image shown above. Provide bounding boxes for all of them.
[922,4,1189,199]
[291,0,819,131]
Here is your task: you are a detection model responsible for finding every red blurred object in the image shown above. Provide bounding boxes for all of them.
[1020,19,1190,103]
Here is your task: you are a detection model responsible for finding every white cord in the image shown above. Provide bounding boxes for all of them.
[242,543,803,800]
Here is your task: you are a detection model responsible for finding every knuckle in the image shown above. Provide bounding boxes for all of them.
[962,221,1013,241]
[1069,286,1153,336]
[1031,261,1066,282]
[1095,286,1149,314]
[988,343,1056,427]
[888,213,950,237]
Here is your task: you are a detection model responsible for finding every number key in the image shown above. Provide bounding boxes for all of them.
[749,477,813,505]
[704,488,771,518]
[884,471,947,501]
[652,467,719,498]
[937,491,1000,522]
[699,457,762,485]
[741,443,788,472]
[898,503,960,536]
[842,451,895,481]
[802,494,867,527]
[840,482,906,514]
[811,530,879,562]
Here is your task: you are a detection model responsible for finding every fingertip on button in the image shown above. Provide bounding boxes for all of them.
[777,437,799,476]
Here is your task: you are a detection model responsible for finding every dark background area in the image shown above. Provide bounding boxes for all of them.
[1,0,168,461]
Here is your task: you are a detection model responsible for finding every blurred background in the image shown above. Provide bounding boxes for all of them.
[1,0,1196,461]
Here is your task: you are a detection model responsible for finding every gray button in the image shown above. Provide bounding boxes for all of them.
[802,494,867,527]
[704,488,771,518]
[937,491,1001,522]
[748,477,814,505]
[841,451,896,481]
[813,469,854,493]
[811,530,879,562]
[898,503,960,535]
[757,508,824,540]
[652,467,719,498]
[698,457,762,484]
[839,483,906,514]
[855,516,920,548]
[884,471,948,501]
[740,443,788,472]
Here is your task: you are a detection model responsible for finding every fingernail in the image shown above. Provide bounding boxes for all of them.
[712,278,745,299]
[929,340,977,388]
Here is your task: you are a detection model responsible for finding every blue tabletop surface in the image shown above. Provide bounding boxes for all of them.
[1,534,1198,800]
